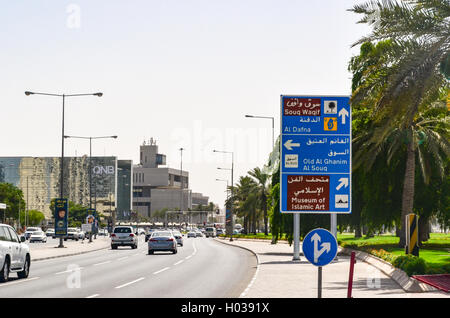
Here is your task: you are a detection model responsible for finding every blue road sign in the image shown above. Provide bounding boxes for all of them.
[280,95,351,213]
[303,228,338,267]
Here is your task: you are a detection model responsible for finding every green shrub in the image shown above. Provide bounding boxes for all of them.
[392,255,427,276]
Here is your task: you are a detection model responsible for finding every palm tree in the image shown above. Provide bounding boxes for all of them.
[248,167,270,235]
[349,0,450,246]
[227,176,259,233]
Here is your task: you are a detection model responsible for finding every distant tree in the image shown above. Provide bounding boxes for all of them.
[0,183,25,225]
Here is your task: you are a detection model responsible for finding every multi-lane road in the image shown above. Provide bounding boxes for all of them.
[0,236,257,298]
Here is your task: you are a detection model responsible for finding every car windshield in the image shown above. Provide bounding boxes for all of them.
[114,227,132,233]
[33,231,44,235]
[152,232,171,237]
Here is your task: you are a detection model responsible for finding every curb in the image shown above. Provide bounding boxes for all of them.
[339,247,440,293]
[217,236,290,244]
[213,238,261,298]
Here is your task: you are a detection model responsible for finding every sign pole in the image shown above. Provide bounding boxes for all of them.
[331,214,338,260]
[318,266,322,298]
[293,214,300,260]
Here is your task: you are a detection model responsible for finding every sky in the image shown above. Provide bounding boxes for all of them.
[0,0,370,208]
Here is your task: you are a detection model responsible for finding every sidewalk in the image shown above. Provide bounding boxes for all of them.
[29,236,111,261]
[216,237,449,298]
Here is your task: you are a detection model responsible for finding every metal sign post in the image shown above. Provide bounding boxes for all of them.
[302,228,338,298]
[318,266,323,298]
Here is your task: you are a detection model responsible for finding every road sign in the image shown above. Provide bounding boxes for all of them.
[82,223,92,233]
[406,213,419,256]
[280,95,351,214]
[302,228,338,267]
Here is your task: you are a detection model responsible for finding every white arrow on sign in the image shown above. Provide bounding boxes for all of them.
[311,233,331,263]
[336,178,349,191]
[338,108,349,125]
[284,140,300,150]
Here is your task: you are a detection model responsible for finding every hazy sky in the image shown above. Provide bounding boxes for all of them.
[1,0,369,207]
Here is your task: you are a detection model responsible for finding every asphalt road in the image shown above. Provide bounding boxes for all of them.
[0,236,256,298]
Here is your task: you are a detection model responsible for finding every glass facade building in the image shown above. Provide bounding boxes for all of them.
[0,156,133,220]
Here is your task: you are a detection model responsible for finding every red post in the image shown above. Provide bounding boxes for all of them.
[347,251,356,298]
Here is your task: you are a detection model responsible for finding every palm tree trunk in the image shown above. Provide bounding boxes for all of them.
[399,132,416,247]
[263,195,268,236]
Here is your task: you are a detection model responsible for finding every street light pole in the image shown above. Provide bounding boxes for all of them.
[25,91,102,248]
[64,135,117,243]
[245,114,275,149]
[214,149,234,241]
[179,148,184,214]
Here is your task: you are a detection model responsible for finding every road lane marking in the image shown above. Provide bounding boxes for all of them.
[0,277,40,287]
[86,294,100,298]
[55,267,84,275]
[193,242,197,255]
[93,261,111,266]
[153,267,170,275]
[115,277,145,289]
[117,256,129,261]
[185,255,192,260]
[174,260,184,266]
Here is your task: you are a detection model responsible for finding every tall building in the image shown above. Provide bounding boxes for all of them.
[132,139,207,219]
[0,156,133,221]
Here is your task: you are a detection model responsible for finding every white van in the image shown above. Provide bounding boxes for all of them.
[205,227,217,238]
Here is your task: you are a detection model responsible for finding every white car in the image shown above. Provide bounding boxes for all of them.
[45,228,55,237]
[0,224,31,282]
[187,231,197,238]
[29,231,47,243]
[24,227,42,240]
[111,226,138,249]
[77,229,85,240]
[64,227,80,241]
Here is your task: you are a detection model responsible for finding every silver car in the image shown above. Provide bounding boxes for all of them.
[29,231,47,243]
[111,226,138,249]
[171,231,183,246]
[0,224,31,282]
[148,231,177,254]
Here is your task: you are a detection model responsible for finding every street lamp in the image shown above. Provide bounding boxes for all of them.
[215,178,229,224]
[25,91,103,248]
[179,148,185,212]
[245,114,275,149]
[213,149,234,241]
[64,135,118,242]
